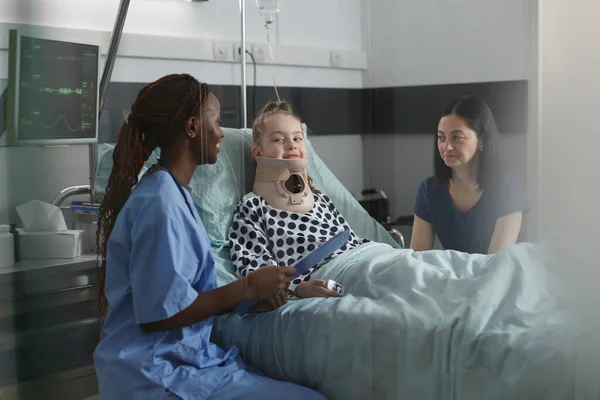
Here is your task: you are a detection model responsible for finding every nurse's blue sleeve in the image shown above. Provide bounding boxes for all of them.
[129,204,199,324]
[414,180,431,222]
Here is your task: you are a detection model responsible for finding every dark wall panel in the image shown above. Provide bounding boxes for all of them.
[0,78,528,144]
[370,80,528,134]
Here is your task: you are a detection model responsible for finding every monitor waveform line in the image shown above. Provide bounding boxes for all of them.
[39,87,83,95]
[41,115,83,132]
[46,55,83,61]
[22,53,85,61]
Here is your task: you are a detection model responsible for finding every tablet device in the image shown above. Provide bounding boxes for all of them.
[291,228,350,278]
[234,228,350,316]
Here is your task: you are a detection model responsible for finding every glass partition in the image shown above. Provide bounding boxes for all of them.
[8,1,598,400]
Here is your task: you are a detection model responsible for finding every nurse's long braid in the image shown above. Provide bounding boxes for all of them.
[96,74,208,317]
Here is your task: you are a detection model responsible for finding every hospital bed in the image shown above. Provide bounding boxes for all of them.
[95,126,600,400]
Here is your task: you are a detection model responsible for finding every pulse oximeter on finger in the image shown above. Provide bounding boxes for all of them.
[327,280,345,296]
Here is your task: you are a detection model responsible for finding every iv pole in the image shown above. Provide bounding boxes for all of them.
[93,0,131,199]
[56,0,248,204]
[53,0,131,206]
[240,0,248,128]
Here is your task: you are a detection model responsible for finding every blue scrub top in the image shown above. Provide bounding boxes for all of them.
[93,169,242,399]
[413,174,527,254]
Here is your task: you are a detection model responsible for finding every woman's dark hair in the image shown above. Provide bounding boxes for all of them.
[433,95,503,189]
[96,73,209,317]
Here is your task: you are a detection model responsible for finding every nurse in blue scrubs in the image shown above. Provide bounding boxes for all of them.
[410,95,527,255]
[93,74,326,400]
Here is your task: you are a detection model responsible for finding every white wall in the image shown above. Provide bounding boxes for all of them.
[365,0,530,88]
[537,0,600,283]
[0,0,365,88]
[310,135,364,197]
[363,0,533,225]
[0,0,365,225]
[1,0,363,50]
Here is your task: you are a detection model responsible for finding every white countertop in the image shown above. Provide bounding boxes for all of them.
[0,254,97,280]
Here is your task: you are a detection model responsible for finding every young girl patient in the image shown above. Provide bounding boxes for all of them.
[228,101,369,300]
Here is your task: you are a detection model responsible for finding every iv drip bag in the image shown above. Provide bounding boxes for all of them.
[255,0,280,24]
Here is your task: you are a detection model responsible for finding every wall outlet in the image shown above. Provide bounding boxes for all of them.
[233,43,243,62]
[252,44,269,63]
[330,51,342,67]
[213,42,229,61]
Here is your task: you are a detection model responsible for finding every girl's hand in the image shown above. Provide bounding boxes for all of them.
[294,280,339,299]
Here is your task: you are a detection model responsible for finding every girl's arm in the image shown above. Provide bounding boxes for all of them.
[228,198,289,308]
[229,198,279,278]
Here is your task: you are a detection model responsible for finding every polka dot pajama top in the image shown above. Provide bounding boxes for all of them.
[228,191,369,292]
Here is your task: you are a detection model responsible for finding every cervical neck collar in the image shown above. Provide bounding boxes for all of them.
[253,156,314,213]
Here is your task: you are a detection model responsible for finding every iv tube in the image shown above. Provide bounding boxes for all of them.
[266,24,281,102]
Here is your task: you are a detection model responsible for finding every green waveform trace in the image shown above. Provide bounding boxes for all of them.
[46,55,83,61]
[39,87,83,95]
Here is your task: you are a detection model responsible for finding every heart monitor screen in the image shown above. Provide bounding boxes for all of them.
[17,35,99,141]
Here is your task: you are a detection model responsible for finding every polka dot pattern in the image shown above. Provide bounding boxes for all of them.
[228,192,369,292]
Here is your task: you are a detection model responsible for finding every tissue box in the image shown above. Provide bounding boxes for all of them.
[16,229,84,259]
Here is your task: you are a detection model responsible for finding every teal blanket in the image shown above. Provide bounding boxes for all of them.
[213,242,600,400]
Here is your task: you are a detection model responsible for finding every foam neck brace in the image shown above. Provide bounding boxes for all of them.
[253,156,314,213]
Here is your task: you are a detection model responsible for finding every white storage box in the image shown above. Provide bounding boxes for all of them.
[60,206,98,254]
[0,225,15,268]
[16,229,84,259]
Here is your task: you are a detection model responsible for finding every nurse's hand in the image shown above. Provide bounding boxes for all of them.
[271,288,288,308]
[139,268,295,332]
[249,289,288,313]
[294,280,339,299]
[244,266,296,300]
[249,301,275,313]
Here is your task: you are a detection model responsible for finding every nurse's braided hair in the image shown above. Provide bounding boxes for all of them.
[96,73,209,317]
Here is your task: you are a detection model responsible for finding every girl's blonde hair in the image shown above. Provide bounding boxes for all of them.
[251,100,318,193]
[252,100,302,145]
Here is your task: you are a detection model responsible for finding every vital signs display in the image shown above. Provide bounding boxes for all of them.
[7,29,100,145]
